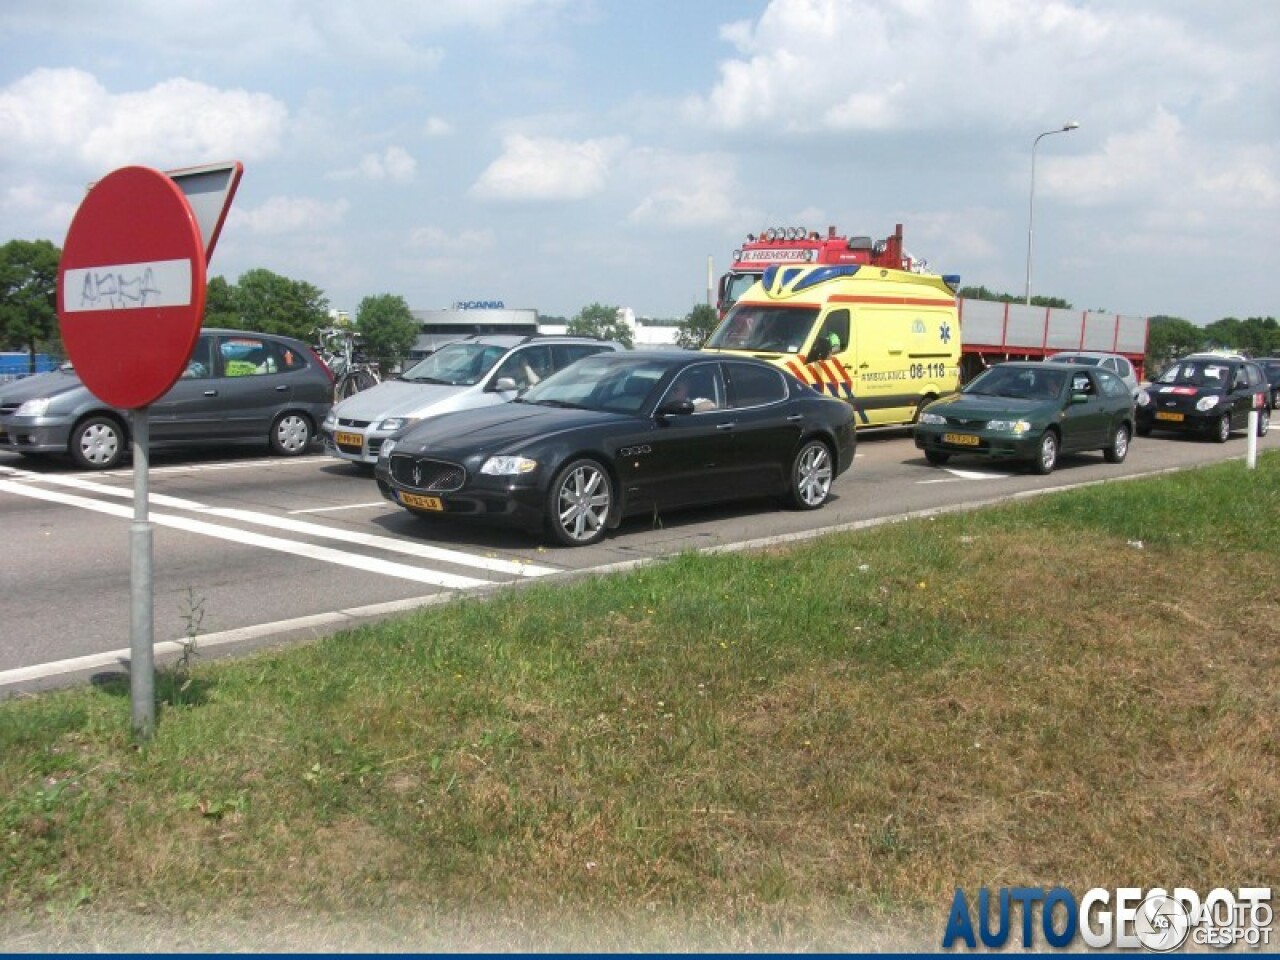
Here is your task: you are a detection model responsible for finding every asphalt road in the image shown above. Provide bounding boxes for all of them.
[2,423,1275,694]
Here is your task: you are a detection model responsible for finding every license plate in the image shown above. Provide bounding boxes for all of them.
[399,492,443,511]
[943,432,981,446]
[335,430,364,448]
[1155,411,1185,422]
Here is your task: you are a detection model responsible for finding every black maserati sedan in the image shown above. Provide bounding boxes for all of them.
[374,350,856,546]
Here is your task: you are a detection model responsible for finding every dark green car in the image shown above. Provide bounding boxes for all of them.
[914,361,1135,474]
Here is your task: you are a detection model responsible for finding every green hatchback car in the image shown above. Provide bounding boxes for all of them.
[914,361,1135,474]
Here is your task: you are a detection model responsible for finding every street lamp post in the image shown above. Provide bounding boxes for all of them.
[1024,121,1080,305]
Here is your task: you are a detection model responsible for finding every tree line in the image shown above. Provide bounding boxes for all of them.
[2,238,1276,377]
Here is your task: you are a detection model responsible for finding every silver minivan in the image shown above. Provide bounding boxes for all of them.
[321,334,624,466]
[1047,351,1141,398]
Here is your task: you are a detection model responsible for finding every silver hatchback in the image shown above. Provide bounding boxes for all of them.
[0,329,333,470]
[321,334,623,466]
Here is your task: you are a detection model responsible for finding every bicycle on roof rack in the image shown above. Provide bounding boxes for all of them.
[316,327,381,401]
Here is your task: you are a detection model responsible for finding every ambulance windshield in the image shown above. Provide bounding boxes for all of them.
[705,304,820,354]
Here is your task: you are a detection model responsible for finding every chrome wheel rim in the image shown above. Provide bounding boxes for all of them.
[796,443,833,506]
[556,464,610,542]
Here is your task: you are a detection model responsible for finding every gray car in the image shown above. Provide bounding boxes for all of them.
[1046,351,1141,398]
[0,329,333,470]
[321,334,624,466]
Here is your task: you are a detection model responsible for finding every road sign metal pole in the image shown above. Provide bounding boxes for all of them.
[130,407,155,739]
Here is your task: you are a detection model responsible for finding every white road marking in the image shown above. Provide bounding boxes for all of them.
[0,478,491,589]
[0,466,556,577]
[919,467,1011,483]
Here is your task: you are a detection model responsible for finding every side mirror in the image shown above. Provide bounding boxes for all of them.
[657,399,695,419]
[493,376,519,392]
[808,338,832,364]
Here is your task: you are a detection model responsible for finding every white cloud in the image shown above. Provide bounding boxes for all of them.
[470,134,628,201]
[0,68,287,172]
[231,196,350,235]
[624,151,740,228]
[424,116,453,137]
[684,0,1259,136]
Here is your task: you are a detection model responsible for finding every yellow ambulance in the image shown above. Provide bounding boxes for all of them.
[702,262,961,428]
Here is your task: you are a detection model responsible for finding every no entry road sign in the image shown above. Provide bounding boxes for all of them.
[57,165,208,410]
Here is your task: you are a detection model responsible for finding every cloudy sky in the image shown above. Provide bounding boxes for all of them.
[2,0,1277,326]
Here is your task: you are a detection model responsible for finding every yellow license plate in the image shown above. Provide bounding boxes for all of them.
[1155,411,1184,422]
[943,432,981,446]
[335,430,364,447]
[399,492,443,511]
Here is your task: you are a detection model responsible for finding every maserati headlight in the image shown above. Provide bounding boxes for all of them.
[480,455,538,476]
[1196,395,1221,412]
[919,412,946,425]
[15,397,53,417]
[986,419,1032,434]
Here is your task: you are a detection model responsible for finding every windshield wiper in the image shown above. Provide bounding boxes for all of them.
[400,375,447,384]
[534,399,584,409]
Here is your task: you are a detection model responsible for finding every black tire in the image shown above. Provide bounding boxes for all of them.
[924,449,951,466]
[786,439,834,510]
[69,415,126,470]
[1032,430,1058,475]
[545,459,612,547]
[1214,412,1232,443]
[270,412,313,456]
[1103,423,1131,464]
[1258,407,1271,437]
[337,369,378,400]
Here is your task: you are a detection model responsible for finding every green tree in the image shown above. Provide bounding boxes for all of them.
[355,294,419,373]
[232,268,330,341]
[203,275,240,328]
[568,302,634,348]
[957,285,1071,309]
[1203,315,1280,357]
[1145,315,1205,373]
[675,303,719,349]
[0,239,62,366]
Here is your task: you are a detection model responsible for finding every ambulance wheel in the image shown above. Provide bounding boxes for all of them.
[925,450,950,466]
[786,439,834,510]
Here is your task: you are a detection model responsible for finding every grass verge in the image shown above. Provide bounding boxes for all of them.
[1,454,1277,951]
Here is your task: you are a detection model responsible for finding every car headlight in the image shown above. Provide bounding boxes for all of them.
[14,397,53,417]
[322,412,337,429]
[1196,395,1221,412]
[1135,389,1151,407]
[919,412,946,425]
[480,455,538,476]
[377,417,417,432]
[379,438,397,459]
[986,419,1032,434]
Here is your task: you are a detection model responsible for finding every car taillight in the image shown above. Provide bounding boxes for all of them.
[308,347,335,384]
